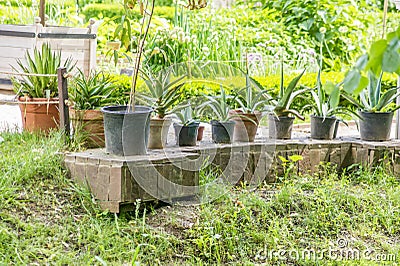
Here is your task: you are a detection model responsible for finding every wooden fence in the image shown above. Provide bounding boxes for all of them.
[0,18,99,92]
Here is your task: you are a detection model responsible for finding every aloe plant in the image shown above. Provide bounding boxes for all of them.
[69,70,117,110]
[12,43,75,98]
[200,85,232,122]
[137,68,186,118]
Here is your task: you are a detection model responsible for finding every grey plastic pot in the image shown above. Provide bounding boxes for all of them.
[268,114,295,139]
[359,111,393,141]
[101,105,152,156]
[211,120,235,144]
[310,115,337,140]
[173,122,200,146]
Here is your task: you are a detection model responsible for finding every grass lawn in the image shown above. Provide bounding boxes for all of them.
[0,131,399,265]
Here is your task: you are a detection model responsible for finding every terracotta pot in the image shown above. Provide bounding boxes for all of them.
[70,108,105,148]
[229,110,261,142]
[148,117,172,149]
[197,125,205,141]
[18,97,59,133]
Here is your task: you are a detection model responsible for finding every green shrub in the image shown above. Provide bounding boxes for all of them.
[82,4,175,22]
[106,71,397,115]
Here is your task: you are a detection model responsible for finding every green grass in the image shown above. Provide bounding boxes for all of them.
[1,131,400,264]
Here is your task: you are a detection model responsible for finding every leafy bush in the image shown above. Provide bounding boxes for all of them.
[82,4,175,22]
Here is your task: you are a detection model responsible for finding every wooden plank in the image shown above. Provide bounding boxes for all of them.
[37,39,89,48]
[0,25,37,32]
[0,47,30,59]
[44,27,89,34]
[0,36,35,48]
[57,67,70,137]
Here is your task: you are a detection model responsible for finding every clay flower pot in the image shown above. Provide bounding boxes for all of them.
[18,96,59,133]
[229,110,261,142]
[148,117,172,149]
[70,108,105,148]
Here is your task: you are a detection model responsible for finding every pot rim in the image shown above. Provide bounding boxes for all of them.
[358,110,394,115]
[310,114,337,120]
[173,121,200,127]
[101,105,153,115]
[18,96,59,101]
[210,120,235,125]
[268,114,295,120]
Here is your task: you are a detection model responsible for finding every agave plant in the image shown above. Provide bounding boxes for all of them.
[234,75,271,114]
[69,69,117,110]
[12,43,75,98]
[250,64,307,120]
[175,105,197,126]
[137,68,186,118]
[305,67,352,118]
[343,70,400,112]
[200,85,233,122]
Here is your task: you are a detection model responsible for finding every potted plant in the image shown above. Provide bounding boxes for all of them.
[200,86,235,143]
[229,75,269,142]
[251,65,307,139]
[306,68,349,140]
[173,105,200,146]
[12,43,75,132]
[137,68,186,149]
[101,0,208,156]
[69,70,117,148]
[342,28,400,141]
[343,70,400,141]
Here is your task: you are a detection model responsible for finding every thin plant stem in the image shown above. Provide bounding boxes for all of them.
[128,0,155,112]
[382,0,388,39]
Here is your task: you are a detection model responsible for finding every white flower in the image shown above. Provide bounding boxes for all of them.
[256,42,266,48]
[319,27,327,34]
[178,31,185,42]
[338,26,348,33]
[213,234,222,239]
[202,46,210,54]
[353,19,362,27]
[184,36,191,43]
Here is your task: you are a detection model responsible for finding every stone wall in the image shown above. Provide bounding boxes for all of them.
[64,138,400,213]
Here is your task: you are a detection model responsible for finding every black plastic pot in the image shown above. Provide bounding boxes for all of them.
[310,115,337,140]
[359,111,394,141]
[101,105,152,156]
[268,115,295,139]
[173,122,200,146]
[211,120,235,144]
